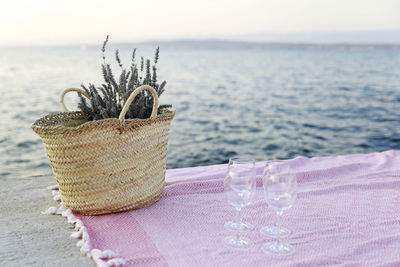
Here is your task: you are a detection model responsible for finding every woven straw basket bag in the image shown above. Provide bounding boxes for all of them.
[32,85,175,215]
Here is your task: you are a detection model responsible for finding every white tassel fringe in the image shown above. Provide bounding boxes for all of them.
[43,187,126,266]
[41,206,58,215]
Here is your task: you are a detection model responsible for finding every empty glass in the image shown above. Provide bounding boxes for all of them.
[223,157,255,249]
[224,156,256,232]
[260,161,292,238]
[262,160,297,255]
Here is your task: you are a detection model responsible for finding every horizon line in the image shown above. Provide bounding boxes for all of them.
[2,28,400,47]
[1,38,400,48]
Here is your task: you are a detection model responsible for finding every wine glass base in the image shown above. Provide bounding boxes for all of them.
[223,236,254,250]
[261,242,295,256]
[260,226,291,238]
[224,221,255,232]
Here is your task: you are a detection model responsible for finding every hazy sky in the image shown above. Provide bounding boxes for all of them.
[1,0,399,45]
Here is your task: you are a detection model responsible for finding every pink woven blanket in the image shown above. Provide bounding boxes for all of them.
[56,150,400,266]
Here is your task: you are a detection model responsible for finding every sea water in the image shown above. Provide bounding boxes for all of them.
[1,44,400,179]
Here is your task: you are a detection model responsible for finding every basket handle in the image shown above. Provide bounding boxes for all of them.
[119,85,158,122]
[59,88,90,112]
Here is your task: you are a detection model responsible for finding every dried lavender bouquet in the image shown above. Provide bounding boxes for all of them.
[78,35,172,121]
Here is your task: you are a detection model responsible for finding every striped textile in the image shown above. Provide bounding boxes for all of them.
[77,150,400,266]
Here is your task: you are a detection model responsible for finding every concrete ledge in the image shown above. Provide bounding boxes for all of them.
[0,175,93,266]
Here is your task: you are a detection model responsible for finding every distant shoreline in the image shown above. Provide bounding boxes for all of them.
[2,39,400,51]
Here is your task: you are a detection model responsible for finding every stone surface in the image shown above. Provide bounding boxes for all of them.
[0,175,94,266]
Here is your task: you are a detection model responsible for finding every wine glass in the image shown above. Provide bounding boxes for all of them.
[262,160,297,255]
[224,156,256,232]
[260,161,292,238]
[223,157,255,249]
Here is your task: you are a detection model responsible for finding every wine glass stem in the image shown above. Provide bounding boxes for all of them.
[276,211,283,247]
[235,207,242,241]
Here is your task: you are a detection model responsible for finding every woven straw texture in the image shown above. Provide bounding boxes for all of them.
[32,85,175,215]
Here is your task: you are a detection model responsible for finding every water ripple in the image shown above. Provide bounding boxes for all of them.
[1,47,400,178]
